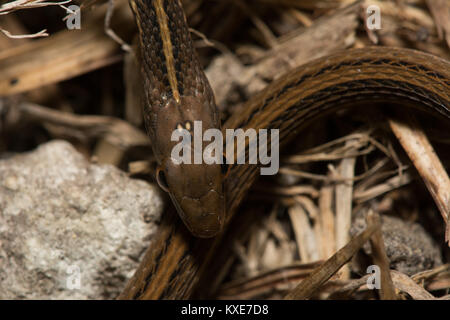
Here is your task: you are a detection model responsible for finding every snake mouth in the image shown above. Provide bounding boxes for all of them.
[188,222,222,238]
[170,189,224,238]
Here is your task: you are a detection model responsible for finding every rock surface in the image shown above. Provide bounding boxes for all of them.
[351,212,442,275]
[0,140,164,299]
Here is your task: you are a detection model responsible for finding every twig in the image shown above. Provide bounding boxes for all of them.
[367,211,397,300]
[335,141,356,279]
[391,271,435,300]
[284,210,379,299]
[0,28,48,38]
[318,182,335,259]
[288,205,319,263]
[389,115,450,244]
[17,102,150,150]
[0,0,71,15]
[353,171,413,203]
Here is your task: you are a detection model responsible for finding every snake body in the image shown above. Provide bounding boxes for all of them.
[224,46,450,213]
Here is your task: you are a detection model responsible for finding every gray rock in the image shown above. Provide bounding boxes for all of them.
[351,211,442,275]
[0,140,164,299]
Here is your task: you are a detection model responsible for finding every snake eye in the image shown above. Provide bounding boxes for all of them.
[184,120,192,131]
[156,167,169,192]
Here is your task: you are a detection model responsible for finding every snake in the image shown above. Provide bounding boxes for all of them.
[128,0,450,242]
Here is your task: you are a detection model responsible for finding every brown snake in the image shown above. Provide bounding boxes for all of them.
[122,0,450,298]
[130,0,224,238]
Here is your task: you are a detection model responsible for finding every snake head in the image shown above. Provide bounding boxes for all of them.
[156,161,225,238]
[151,97,226,238]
